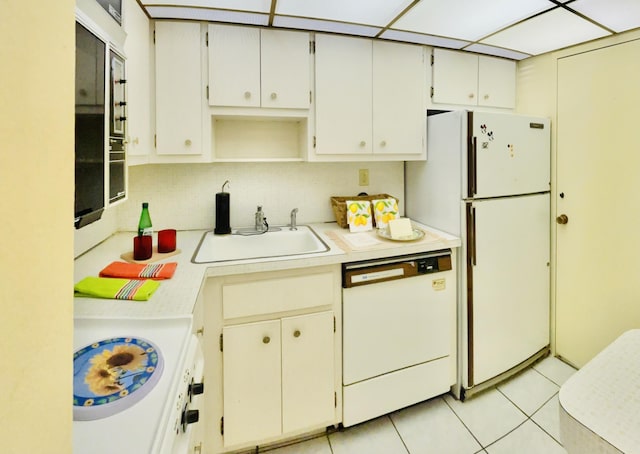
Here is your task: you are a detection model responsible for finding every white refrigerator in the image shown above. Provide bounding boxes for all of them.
[405,111,550,399]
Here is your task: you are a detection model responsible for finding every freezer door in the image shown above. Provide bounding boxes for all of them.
[468,112,550,199]
[466,194,550,386]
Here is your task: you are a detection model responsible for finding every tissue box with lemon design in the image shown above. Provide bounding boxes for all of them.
[372,198,399,229]
[346,200,373,232]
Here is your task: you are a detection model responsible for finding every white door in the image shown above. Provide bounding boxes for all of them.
[469,194,550,386]
[154,21,202,155]
[314,34,372,155]
[556,39,640,368]
[223,320,281,447]
[261,29,310,109]
[281,311,335,433]
[470,112,550,198]
[372,41,425,156]
[208,24,260,107]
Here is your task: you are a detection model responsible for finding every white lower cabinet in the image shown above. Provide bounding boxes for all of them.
[223,311,335,447]
[223,319,282,446]
[204,266,341,453]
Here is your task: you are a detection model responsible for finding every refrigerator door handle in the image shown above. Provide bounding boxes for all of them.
[468,137,478,197]
[469,205,477,266]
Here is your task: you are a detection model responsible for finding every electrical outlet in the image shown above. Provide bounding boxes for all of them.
[358,169,369,186]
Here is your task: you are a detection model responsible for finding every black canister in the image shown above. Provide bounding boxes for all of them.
[214,180,231,234]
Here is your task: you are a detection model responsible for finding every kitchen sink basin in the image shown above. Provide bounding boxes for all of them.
[192,225,330,263]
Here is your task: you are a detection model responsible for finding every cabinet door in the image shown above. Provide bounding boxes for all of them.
[281,311,335,433]
[208,24,260,107]
[432,48,478,106]
[223,320,281,447]
[261,29,310,109]
[315,34,372,155]
[372,41,425,155]
[155,21,202,155]
[478,55,516,108]
[122,0,152,158]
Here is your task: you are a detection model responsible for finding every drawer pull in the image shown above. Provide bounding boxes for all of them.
[293,330,301,338]
[263,336,270,344]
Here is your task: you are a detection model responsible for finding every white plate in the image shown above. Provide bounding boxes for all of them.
[376,227,425,242]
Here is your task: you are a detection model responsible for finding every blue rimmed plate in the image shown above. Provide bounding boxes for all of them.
[73,336,164,421]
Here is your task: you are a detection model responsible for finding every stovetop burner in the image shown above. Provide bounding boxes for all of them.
[73,336,164,421]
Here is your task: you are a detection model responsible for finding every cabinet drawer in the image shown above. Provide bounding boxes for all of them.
[223,272,335,320]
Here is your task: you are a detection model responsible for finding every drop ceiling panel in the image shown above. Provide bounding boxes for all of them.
[140,0,271,13]
[481,7,611,55]
[464,44,531,60]
[570,0,640,32]
[391,0,553,41]
[273,16,382,37]
[380,30,470,49]
[275,0,412,27]
[145,6,269,25]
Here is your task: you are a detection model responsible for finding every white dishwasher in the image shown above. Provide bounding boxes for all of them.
[342,250,456,427]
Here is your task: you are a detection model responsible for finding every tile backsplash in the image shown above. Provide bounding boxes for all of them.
[75,161,404,256]
[120,162,405,232]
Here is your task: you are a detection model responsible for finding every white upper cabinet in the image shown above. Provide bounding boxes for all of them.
[154,21,203,155]
[477,55,516,108]
[315,34,373,156]
[208,25,310,109]
[123,0,152,160]
[314,34,426,161]
[432,48,515,109]
[372,40,426,156]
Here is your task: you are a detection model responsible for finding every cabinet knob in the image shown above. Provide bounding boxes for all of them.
[185,139,192,146]
[557,214,569,225]
[380,140,387,147]
[270,92,277,100]
[484,94,489,100]
[293,330,301,338]
[263,336,270,344]
[244,91,251,99]
[359,141,366,147]
[468,93,475,99]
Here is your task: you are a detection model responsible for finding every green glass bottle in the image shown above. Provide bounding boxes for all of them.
[138,202,153,236]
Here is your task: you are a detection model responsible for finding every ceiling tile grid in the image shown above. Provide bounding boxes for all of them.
[139,0,640,59]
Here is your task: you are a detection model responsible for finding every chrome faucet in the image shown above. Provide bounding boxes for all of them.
[255,205,267,232]
[290,208,299,231]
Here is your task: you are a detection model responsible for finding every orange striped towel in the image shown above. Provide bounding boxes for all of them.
[99,261,177,280]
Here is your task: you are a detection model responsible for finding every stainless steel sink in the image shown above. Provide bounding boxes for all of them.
[192,225,330,263]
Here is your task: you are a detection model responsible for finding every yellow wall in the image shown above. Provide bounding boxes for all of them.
[516,28,640,355]
[0,1,75,452]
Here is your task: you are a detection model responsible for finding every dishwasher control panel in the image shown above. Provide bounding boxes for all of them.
[342,250,452,288]
[417,254,452,274]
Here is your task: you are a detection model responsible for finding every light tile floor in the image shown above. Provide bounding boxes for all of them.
[265,356,577,454]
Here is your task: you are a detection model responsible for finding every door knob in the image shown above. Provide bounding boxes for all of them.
[556,214,569,224]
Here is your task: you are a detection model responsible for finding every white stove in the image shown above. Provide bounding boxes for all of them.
[73,316,204,454]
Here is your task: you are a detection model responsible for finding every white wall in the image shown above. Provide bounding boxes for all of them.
[0,1,74,451]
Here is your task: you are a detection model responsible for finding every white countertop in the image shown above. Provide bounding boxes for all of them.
[74,221,461,319]
[559,329,640,454]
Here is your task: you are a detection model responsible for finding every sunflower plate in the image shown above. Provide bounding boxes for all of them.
[73,336,164,420]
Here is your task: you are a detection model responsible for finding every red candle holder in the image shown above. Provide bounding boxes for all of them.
[158,229,176,253]
[133,235,153,260]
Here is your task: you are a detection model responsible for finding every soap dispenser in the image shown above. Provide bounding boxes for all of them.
[214,180,231,234]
